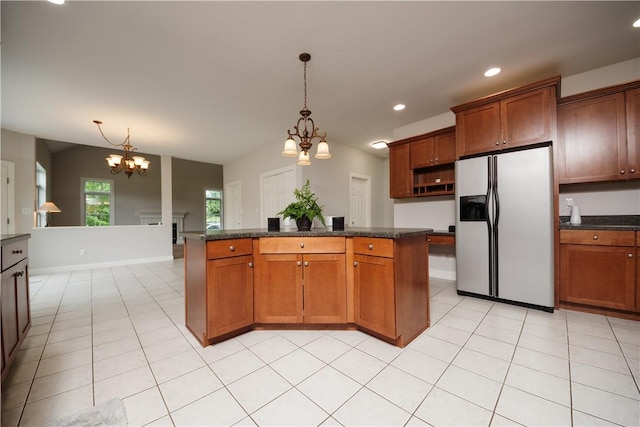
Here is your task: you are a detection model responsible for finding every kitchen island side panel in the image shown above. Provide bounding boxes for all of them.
[395,234,429,346]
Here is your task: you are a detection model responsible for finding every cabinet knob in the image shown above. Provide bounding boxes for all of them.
[430,158,434,163]
[229,245,235,251]
[435,157,439,162]
[353,261,358,267]
[502,140,507,145]
[368,244,374,250]
[593,235,598,240]
[620,170,625,174]
[297,261,302,267]
[304,261,309,267]
[11,249,23,254]
[631,169,636,174]
[629,253,634,258]
[300,242,305,248]
[495,141,500,145]
[248,262,253,268]
[15,271,24,277]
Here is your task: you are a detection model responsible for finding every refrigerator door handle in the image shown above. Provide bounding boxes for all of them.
[486,156,494,296]
[492,155,500,297]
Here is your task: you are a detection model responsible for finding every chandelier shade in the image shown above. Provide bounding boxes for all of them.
[283,52,330,166]
[93,120,150,178]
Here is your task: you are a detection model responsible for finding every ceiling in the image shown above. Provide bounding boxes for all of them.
[2,1,639,165]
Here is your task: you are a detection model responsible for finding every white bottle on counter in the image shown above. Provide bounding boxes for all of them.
[570,205,582,225]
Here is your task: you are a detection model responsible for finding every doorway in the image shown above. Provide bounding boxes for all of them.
[224,180,242,229]
[260,165,296,228]
[349,173,371,227]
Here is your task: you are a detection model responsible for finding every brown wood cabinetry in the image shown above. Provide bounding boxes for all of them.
[185,238,253,346]
[353,235,428,346]
[452,77,558,158]
[556,80,640,184]
[389,127,456,198]
[389,142,411,198]
[254,237,347,324]
[1,236,30,382]
[559,230,636,313]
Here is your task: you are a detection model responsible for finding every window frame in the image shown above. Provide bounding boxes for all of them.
[204,188,223,230]
[81,177,115,226]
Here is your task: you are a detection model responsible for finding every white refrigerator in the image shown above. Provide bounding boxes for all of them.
[455,145,554,311]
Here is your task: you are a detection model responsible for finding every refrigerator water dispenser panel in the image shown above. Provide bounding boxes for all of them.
[460,195,487,221]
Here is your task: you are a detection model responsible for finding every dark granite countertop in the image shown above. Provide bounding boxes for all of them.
[559,215,640,231]
[1,234,31,245]
[182,227,432,241]
[427,230,455,236]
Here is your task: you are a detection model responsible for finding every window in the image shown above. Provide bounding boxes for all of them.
[82,178,114,226]
[205,189,222,230]
[36,162,47,227]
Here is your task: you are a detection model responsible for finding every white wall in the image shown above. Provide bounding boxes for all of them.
[0,130,174,273]
[223,140,391,229]
[391,58,640,280]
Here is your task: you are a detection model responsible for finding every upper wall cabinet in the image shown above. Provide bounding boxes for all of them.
[452,76,559,158]
[389,127,456,199]
[389,142,412,199]
[556,80,640,184]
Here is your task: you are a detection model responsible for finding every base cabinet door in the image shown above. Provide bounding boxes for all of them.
[560,244,636,311]
[2,267,19,364]
[303,254,346,323]
[206,255,253,338]
[353,254,396,339]
[254,254,303,323]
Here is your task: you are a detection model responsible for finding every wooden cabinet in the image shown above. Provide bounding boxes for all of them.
[389,127,456,198]
[556,80,640,184]
[389,142,411,198]
[452,77,558,158]
[254,237,347,324]
[185,238,253,346]
[410,131,456,168]
[559,230,636,312]
[626,87,640,179]
[352,235,428,346]
[1,236,30,382]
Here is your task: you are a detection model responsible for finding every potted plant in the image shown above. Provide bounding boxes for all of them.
[278,179,326,231]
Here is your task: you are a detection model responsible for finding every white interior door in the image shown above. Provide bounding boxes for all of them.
[349,173,371,227]
[1,160,16,234]
[260,165,296,228]
[224,180,242,229]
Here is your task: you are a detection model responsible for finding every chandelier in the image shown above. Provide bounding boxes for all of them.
[282,52,331,166]
[93,120,150,178]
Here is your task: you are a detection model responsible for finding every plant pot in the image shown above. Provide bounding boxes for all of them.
[296,217,312,231]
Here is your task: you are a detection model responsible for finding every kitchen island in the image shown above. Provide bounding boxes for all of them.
[182,227,430,348]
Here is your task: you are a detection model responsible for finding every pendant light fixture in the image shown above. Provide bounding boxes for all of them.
[282,52,330,165]
[93,120,150,178]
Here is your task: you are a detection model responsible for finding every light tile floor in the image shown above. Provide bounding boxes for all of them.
[2,259,639,426]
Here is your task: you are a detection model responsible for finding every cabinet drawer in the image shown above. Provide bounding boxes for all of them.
[259,237,345,254]
[427,235,455,246]
[207,239,252,259]
[353,237,394,258]
[2,239,28,271]
[559,230,635,246]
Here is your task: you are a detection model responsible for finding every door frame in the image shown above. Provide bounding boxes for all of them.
[1,160,16,234]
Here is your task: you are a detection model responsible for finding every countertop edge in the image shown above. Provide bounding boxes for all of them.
[182,227,433,241]
[1,233,31,245]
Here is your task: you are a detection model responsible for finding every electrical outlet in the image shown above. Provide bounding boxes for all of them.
[80,249,86,256]
[566,198,574,207]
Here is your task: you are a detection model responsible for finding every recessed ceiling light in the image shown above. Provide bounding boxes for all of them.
[371,141,388,150]
[634,18,640,27]
[484,67,501,77]
[393,104,405,111]
[48,0,65,4]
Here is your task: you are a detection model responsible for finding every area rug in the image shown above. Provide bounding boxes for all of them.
[45,398,128,427]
